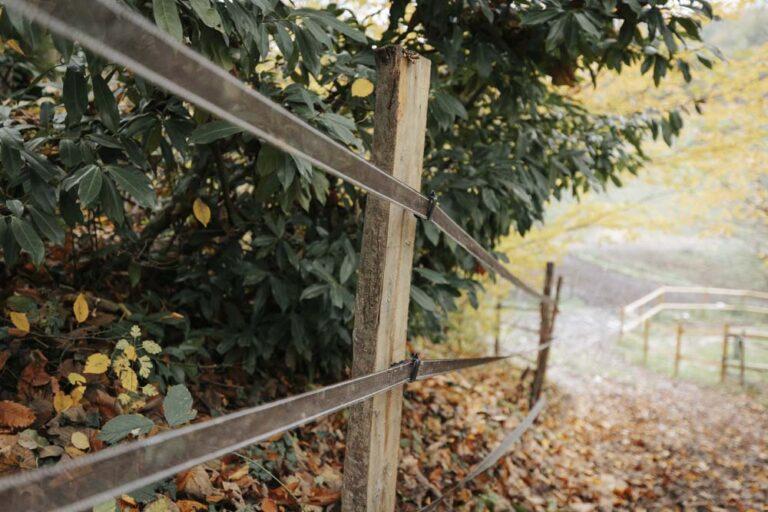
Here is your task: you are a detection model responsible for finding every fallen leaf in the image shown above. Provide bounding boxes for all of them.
[177,465,215,499]
[0,401,36,429]
[53,391,74,413]
[351,78,374,97]
[68,372,86,385]
[84,353,110,374]
[176,500,206,512]
[9,311,30,333]
[261,498,277,512]
[192,198,211,227]
[71,431,90,450]
[73,293,89,323]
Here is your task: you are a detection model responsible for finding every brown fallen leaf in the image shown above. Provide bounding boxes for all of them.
[261,497,277,512]
[175,500,206,512]
[0,401,36,430]
[176,465,215,498]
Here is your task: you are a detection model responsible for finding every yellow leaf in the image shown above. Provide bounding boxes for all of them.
[9,312,30,333]
[68,372,86,385]
[120,368,138,392]
[73,293,89,323]
[83,353,110,374]
[5,39,24,56]
[192,198,211,227]
[71,385,86,403]
[351,78,374,98]
[123,345,137,361]
[71,431,90,450]
[53,391,74,413]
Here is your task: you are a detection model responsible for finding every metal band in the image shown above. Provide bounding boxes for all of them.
[4,0,546,302]
[0,348,548,512]
[418,398,546,511]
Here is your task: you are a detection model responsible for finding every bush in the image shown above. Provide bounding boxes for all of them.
[0,0,712,378]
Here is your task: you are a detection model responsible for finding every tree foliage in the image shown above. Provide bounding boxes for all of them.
[0,0,712,377]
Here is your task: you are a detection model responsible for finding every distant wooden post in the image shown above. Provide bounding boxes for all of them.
[673,323,683,378]
[618,306,625,342]
[529,263,561,407]
[642,319,650,365]
[720,323,730,383]
[494,301,502,356]
[739,330,746,387]
[341,46,430,512]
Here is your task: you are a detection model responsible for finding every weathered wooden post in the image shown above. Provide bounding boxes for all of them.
[618,306,625,343]
[341,46,430,512]
[673,322,683,378]
[494,300,502,356]
[720,323,730,383]
[642,319,650,366]
[529,263,561,408]
[739,330,746,387]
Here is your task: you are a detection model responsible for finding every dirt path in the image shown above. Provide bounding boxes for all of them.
[499,255,768,510]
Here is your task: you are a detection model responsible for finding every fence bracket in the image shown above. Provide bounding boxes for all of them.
[408,353,422,382]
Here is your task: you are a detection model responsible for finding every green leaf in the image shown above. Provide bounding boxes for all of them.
[410,285,437,312]
[99,176,125,225]
[91,73,120,132]
[108,166,157,208]
[153,0,184,42]
[273,22,295,61]
[29,206,65,245]
[189,121,243,144]
[415,268,449,285]
[520,9,561,26]
[10,217,44,265]
[292,9,367,43]
[97,414,154,444]
[62,66,89,123]
[300,283,328,300]
[163,384,197,427]
[339,253,355,284]
[78,165,103,207]
[190,0,223,31]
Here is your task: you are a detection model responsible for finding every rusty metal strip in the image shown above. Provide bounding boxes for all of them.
[418,398,547,511]
[416,342,552,380]
[4,0,545,302]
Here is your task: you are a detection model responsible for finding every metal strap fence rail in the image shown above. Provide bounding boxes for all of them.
[0,346,551,512]
[3,0,545,302]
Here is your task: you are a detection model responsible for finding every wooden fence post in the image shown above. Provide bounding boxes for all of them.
[673,323,683,378]
[494,301,502,356]
[642,319,650,365]
[739,329,746,387]
[341,46,430,512]
[720,323,729,383]
[529,263,560,408]
[618,306,625,342]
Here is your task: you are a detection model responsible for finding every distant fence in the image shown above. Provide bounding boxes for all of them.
[620,286,768,386]
[620,286,768,334]
[0,1,563,511]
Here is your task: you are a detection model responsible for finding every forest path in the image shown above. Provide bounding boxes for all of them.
[501,254,768,510]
